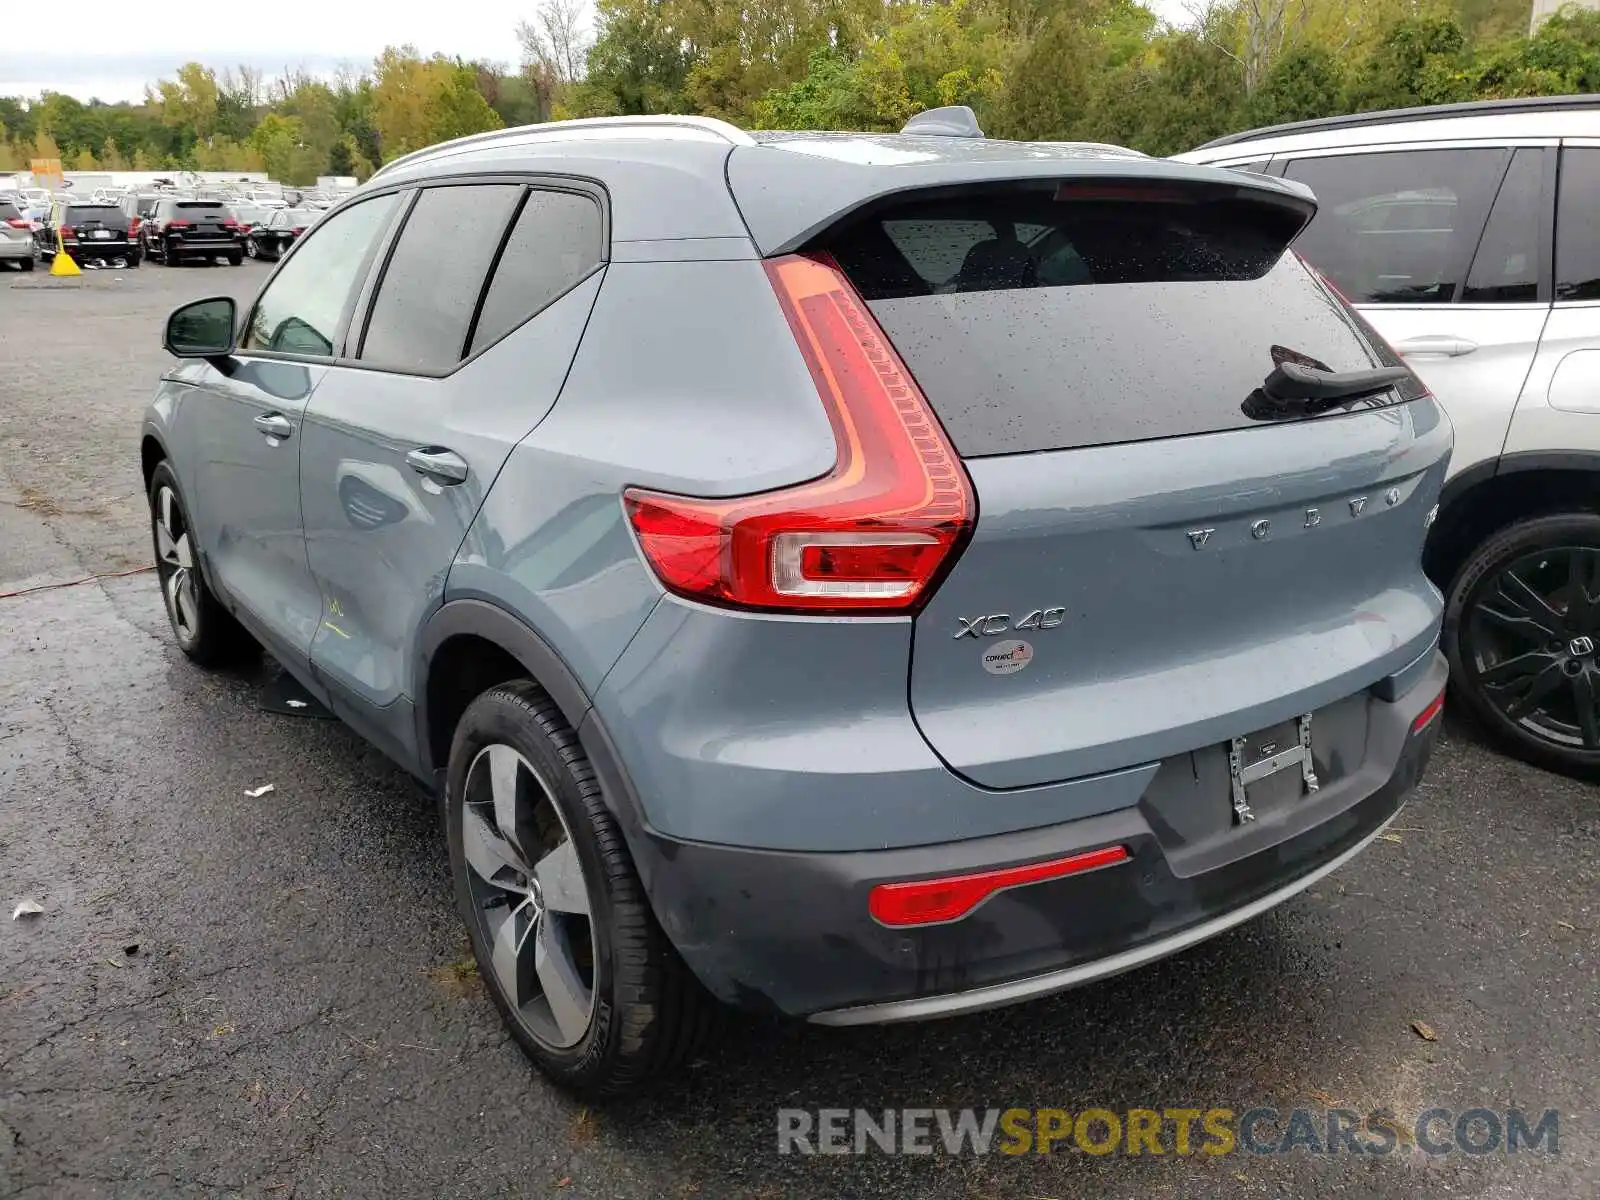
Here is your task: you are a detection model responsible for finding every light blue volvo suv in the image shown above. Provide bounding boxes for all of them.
[142,108,1450,1095]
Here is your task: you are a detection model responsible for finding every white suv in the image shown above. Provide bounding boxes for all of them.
[1181,95,1600,778]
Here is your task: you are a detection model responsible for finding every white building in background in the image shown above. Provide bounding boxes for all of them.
[1532,0,1600,30]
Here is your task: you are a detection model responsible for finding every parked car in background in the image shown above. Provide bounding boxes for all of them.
[0,197,35,271]
[230,204,273,252]
[120,194,163,253]
[144,109,1448,1096]
[37,202,139,267]
[145,198,244,266]
[245,207,318,260]
[1181,94,1600,778]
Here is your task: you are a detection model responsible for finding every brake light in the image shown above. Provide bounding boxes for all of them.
[167,220,191,230]
[1411,689,1444,734]
[3,217,27,229]
[222,218,240,229]
[291,226,305,235]
[869,845,1132,927]
[59,225,73,238]
[624,253,974,613]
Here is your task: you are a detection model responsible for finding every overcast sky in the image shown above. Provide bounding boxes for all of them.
[1,0,1195,103]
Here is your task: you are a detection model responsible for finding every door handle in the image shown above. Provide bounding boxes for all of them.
[405,447,469,485]
[1394,334,1479,358]
[253,412,295,441]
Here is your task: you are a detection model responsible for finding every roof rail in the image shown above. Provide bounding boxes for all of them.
[1195,93,1600,151]
[370,115,755,181]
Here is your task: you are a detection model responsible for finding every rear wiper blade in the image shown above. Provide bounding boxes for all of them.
[1244,361,1411,420]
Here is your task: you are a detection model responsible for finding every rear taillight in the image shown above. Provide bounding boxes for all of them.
[167,220,191,230]
[291,226,305,235]
[4,217,28,229]
[59,225,74,238]
[222,219,239,229]
[624,254,973,613]
[869,845,1132,927]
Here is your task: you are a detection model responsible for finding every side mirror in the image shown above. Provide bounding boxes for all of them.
[164,296,237,360]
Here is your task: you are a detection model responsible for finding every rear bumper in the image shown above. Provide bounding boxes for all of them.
[621,652,1445,1021]
[167,238,240,253]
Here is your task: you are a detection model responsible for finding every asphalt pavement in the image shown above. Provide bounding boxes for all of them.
[1,262,1596,1199]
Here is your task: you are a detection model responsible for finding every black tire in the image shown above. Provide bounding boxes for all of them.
[126,255,140,269]
[18,255,32,272]
[445,681,719,1097]
[228,252,243,266]
[163,243,180,266]
[1445,511,1600,778]
[147,462,257,667]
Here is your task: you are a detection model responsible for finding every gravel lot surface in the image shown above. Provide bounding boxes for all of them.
[1,263,1596,1199]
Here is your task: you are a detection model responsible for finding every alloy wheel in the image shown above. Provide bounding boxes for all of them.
[1464,546,1600,750]
[152,485,200,644]
[461,744,597,1050]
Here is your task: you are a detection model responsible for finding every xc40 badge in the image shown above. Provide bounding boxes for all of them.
[953,608,1067,639]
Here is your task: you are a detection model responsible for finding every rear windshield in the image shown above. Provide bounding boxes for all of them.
[66,206,125,224]
[0,201,20,220]
[824,185,1394,456]
[176,201,227,214]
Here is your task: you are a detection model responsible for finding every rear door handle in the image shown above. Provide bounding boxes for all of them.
[1394,335,1479,358]
[253,413,294,441]
[405,447,469,485]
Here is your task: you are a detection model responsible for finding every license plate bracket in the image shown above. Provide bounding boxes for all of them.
[1228,713,1318,825]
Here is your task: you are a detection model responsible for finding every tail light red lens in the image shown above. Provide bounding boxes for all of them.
[869,845,1132,928]
[59,225,74,238]
[624,253,974,613]
[291,226,305,236]
[222,219,240,229]
[1411,689,1444,734]
[167,220,191,230]
[3,217,28,229]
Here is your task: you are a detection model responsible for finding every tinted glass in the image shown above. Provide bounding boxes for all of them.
[241,193,398,358]
[1557,148,1600,301]
[66,205,122,223]
[0,201,21,220]
[1285,149,1509,304]
[469,189,603,354]
[827,189,1386,456]
[1464,148,1542,304]
[176,201,228,214]
[359,184,523,373]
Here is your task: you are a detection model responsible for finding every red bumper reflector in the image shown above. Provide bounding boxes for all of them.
[868,845,1131,928]
[1411,690,1445,734]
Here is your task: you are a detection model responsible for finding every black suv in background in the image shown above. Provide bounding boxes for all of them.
[144,199,244,266]
[119,193,162,253]
[38,203,139,267]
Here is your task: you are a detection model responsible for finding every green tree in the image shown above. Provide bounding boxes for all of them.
[575,0,693,115]
[1345,15,1473,111]
[1246,42,1345,127]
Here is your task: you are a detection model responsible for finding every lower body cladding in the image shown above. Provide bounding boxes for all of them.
[599,652,1446,1023]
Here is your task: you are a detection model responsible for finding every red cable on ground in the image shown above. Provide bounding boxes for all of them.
[0,565,156,601]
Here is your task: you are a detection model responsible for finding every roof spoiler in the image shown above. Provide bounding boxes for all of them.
[901,106,984,139]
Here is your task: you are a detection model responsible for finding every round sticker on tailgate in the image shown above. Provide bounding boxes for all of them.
[982,639,1034,675]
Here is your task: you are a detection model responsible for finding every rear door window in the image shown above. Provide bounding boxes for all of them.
[1463,148,1545,304]
[825,183,1391,457]
[1283,148,1509,304]
[357,183,524,374]
[1557,148,1600,301]
[467,189,603,355]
